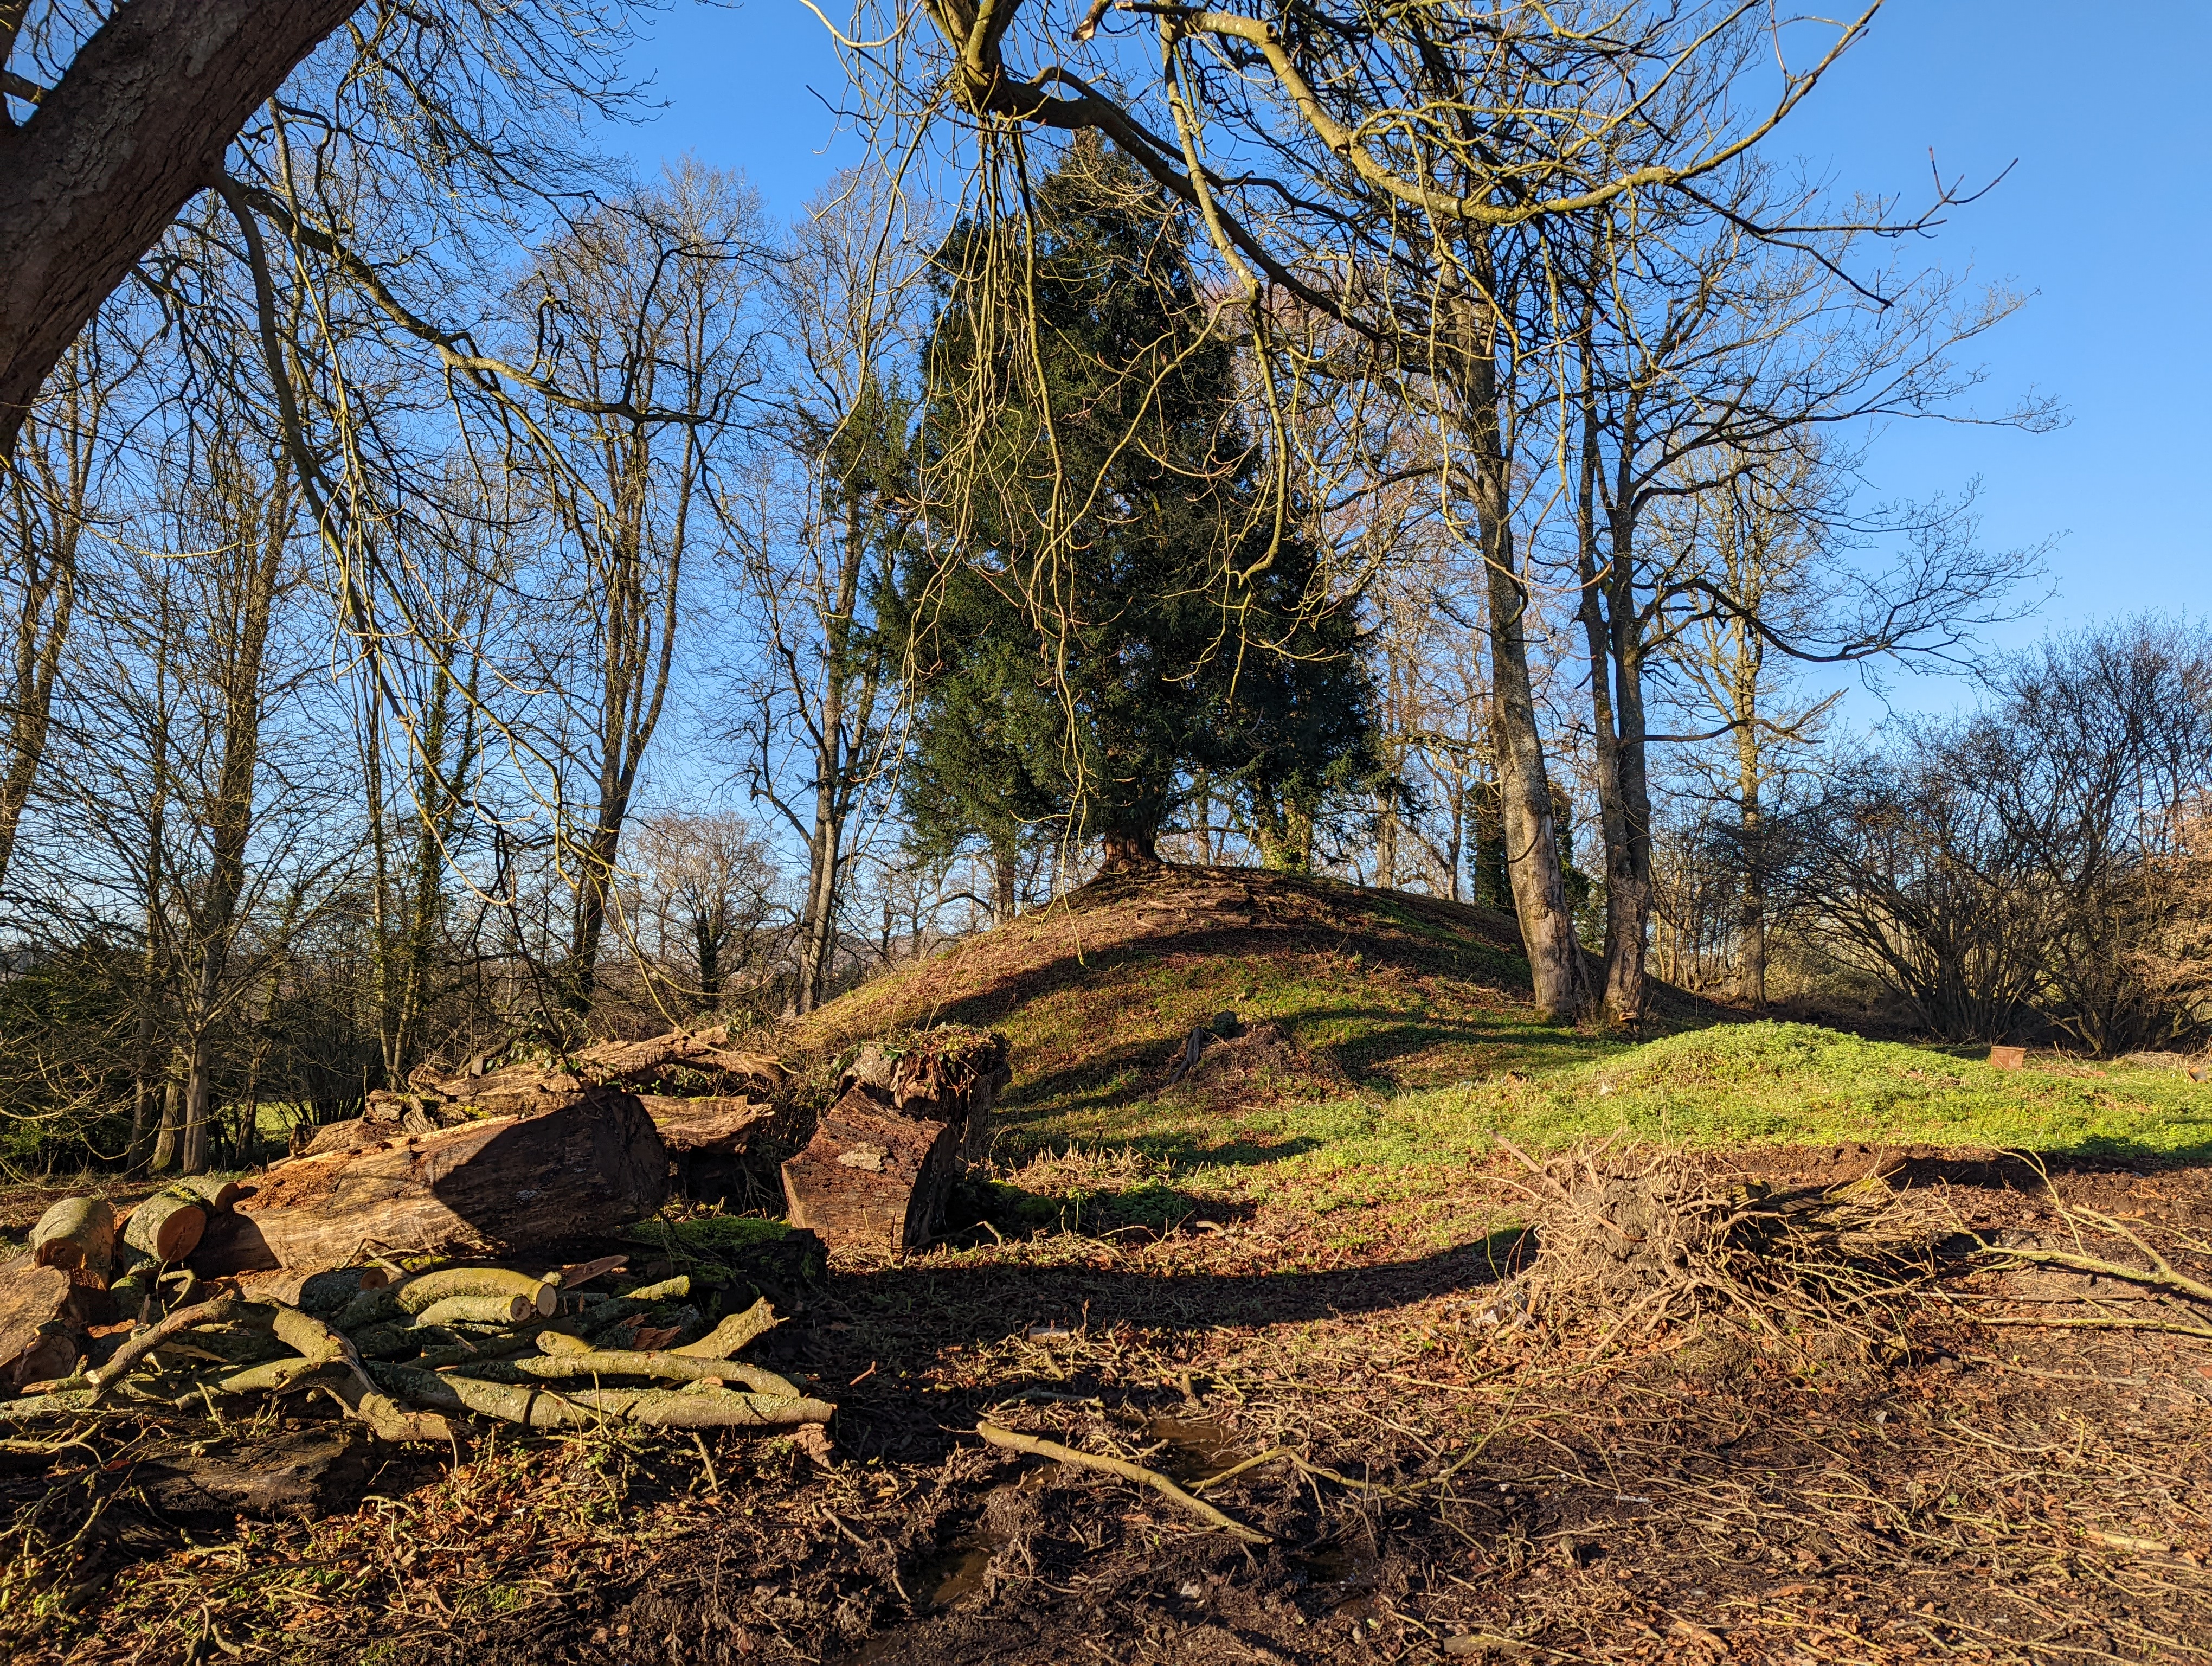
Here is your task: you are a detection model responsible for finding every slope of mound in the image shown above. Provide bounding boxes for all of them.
[794,864,1716,1158]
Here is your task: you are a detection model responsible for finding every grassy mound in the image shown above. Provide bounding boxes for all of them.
[792,867,2212,1248]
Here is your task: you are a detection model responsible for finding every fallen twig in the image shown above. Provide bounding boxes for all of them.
[976,1420,1270,1543]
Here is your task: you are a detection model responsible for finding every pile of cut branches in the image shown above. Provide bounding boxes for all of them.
[1509,1140,1948,1345]
[3,1214,833,1440]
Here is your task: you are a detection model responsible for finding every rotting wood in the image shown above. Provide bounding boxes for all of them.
[782,1090,960,1258]
[1,1255,115,1389]
[192,1087,666,1273]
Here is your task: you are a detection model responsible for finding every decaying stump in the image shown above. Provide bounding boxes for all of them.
[781,1028,1011,1256]
[192,1086,666,1273]
[782,1089,962,1258]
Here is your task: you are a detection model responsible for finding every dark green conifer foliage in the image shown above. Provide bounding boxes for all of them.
[896,141,1377,879]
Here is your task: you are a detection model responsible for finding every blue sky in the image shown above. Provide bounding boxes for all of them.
[606,0,2212,702]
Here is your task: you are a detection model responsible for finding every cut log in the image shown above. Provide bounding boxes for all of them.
[781,1089,960,1257]
[189,1087,666,1274]
[135,1430,371,1524]
[0,1257,115,1389]
[411,1293,535,1328]
[390,1267,557,1318]
[173,1176,246,1214]
[29,1197,117,1274]
[121,1189,207,1264]
[639,1095,777,1157]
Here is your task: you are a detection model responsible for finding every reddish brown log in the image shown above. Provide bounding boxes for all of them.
[781,1090,960,1258]
[639,1095,778,1157]
[191,1087,667,1274]
[0,1257,112,1389]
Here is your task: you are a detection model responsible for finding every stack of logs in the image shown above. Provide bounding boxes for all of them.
[3,1230,830,1436]
[1,1022,1010,1391]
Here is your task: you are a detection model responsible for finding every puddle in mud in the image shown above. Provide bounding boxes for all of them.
[1140,1417,1239,1482]
[1291,1541,1379,1611]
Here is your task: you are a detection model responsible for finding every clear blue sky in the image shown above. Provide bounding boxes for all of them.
[607,1,2212,686]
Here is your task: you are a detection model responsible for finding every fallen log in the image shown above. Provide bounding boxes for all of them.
[0,1257,114,1389]
[135,1428,369,1524]
[122,1188,207,1264]
[191,1086,666,1274]
[781,1088,960,1257]
[29,1197,117,1273]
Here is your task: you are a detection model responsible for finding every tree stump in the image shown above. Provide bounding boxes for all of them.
[781,1090,961,1258]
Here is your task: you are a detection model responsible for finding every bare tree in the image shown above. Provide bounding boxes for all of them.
[727,175,921,1014]
[511,163,765,1017]
[621,809,783,1018]
[0,334,113,894]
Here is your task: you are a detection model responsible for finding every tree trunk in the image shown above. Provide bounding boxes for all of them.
[992,841,1018,924]
[1735,725,1768,1008]
[192,1087,668,1274]
[150,1076,184,1174]
[1098,826,1162,870]
[1474,462,1586,1021]
[1448,271,1587,1023]
[0,0,361,459]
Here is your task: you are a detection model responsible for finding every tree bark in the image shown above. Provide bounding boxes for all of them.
[191,1086,667,1274]
[0,0,361,457]
[1458,324,1586,1022]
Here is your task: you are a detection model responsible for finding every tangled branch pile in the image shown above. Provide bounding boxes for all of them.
[1514,1142,1946,1342]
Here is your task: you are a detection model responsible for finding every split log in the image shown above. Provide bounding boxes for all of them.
[190,1086,666,1274]
[121,1189,207,1264]
[0,1258,114,1389]
[134,1429,368,1524]
[29,1197,117,1274]
[781,1088,960,1257]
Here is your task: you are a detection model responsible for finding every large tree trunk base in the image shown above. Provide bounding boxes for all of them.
[192,1087,666,1274]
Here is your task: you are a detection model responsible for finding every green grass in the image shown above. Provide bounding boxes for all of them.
[990,1020,2212,1221]
[799,868,2211,1235]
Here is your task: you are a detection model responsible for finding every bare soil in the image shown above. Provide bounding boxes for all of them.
[5,1144,2210,1664]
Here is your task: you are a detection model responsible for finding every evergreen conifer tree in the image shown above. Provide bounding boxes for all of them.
[894,140,1378,884]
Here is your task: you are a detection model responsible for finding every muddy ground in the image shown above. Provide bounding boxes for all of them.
[5,1146,2211,1665]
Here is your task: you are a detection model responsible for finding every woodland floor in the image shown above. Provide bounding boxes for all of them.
[5,1144,2212,1665]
